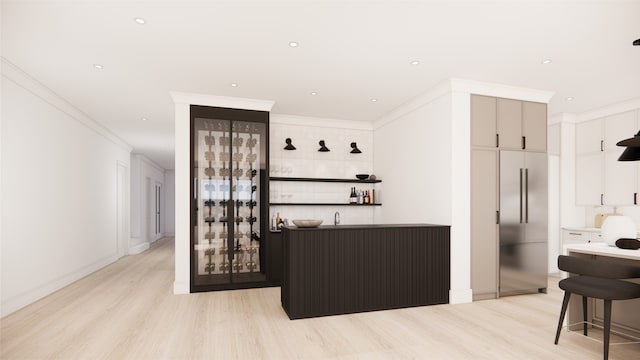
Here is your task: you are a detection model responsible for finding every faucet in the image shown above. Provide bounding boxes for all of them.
[334,211,340,225]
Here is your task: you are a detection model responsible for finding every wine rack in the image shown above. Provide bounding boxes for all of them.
[191,105,274,291]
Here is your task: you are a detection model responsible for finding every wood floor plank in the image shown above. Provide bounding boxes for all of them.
[2,237,639,359]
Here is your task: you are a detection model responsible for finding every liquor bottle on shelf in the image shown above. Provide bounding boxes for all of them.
[350,187,357,204]
[357,190,363,204]
[364,190,370,204]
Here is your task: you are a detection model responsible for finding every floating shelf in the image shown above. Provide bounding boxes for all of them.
[269,177,381,183]
[269,203,382,206]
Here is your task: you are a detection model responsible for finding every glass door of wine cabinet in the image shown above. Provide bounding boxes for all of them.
[191,105,268,290]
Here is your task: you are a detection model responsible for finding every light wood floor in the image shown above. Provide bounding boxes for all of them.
[2,237,639,359]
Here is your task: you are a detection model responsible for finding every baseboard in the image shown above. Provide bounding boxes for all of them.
[1,254,118,317]
[449,288,473,304]
[129,242,150,255]
[173,280,189,294]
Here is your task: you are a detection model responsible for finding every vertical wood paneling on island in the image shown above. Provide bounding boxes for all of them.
[282,225,450,319]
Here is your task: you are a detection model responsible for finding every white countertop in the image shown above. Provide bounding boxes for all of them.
[564,242,640,261]
[562,227,602,232]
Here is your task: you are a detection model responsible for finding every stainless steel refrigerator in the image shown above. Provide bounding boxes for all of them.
[499,150,548,296]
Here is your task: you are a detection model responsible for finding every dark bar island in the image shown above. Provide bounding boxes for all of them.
[281,224,450,319]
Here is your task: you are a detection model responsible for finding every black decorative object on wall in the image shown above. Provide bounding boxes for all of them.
[284,138,296,150]
[616,131,640,161]
[318,140,330,152]
[350,142,362,154]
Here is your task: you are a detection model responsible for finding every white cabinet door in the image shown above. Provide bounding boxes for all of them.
[576,119,603,155]
[603,111,637,151]
[604,151,637,205]
[576,153,603,206]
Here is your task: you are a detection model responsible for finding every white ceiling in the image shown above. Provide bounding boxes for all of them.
[3,0,640,170]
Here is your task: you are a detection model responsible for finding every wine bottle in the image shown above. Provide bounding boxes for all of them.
[350,187,356,204]
[364,190,370,204]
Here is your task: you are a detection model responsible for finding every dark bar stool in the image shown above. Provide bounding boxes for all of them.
[554,255,640,360]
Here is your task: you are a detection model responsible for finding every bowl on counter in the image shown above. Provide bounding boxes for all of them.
[355,174,369,180]
[292,219,323,228]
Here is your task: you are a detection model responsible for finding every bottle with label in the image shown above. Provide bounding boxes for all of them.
[357,190,363,204]
[275,212,281,230]
[364,190,370,204]
[349,187,356,204]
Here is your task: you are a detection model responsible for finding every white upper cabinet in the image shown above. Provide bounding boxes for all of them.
[575,110,639,206]
[576,152,604,206]
[604,150,637,205]
[576,119,603,155]
[604,111,636,151]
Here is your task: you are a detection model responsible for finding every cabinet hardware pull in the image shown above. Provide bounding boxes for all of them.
[601,193,604,205]
[522,136,526,150]
[496,134,499,148]
[496,210,500,224]
[568,232,582,236]
[601,140,604,152]
[635,193,637,205]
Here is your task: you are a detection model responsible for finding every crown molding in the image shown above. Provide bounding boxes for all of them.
[1,57,133,152]
[271,113,373,131]
[373,78,555,130]
[170,91,274,112]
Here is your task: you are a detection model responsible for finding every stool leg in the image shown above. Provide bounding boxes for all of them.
[582,296,588,336]
[603,299,612,360]
[555,291,571,345]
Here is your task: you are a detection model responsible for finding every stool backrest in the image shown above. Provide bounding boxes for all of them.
[558,255,640,279]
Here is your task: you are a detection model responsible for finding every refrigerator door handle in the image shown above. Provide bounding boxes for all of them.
[525,168,529,223]
[519,168,523,223]
[194,177,198,200]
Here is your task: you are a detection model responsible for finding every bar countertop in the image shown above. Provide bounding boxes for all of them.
[283,223,449,231]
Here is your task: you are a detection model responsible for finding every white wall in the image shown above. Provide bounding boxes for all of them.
[164,170,175,236]
[373,79,553,304]
[130,154,166,254]
[373,94,453,225]
[270,114,375,226]
[1,60,132,316]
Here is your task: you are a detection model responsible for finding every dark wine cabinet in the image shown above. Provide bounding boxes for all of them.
[190,105,278,292]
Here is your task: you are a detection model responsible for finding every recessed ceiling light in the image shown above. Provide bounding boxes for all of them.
[289,41,299,47]
[93,64,104,69]
[230,83,238,87]
[134,17,146,24]
[141,117,148,121]
[410,60,420,65]
[566,97,574,101]
[371,99,378,102]
[541,59,552,64]
[310,92,317,96]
